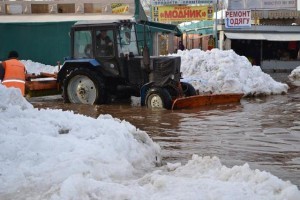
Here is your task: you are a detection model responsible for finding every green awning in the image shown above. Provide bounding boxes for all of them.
[139,20,182,36]
[134,0,148,22]
[134,0,182,36]
[178,20,214,35]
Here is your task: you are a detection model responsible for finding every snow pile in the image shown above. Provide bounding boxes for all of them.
[175,49,289,96]
[21,60,59,75]
[138,155,299,200]
[1,84,300,200]
[288,66,300,86]
[51,155,300,200]
[0,86,161,199]
[0,84,33,110]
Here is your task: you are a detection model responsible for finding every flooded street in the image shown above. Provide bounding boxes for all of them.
[29,73,300,188]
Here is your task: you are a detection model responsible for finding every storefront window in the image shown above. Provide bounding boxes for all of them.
[84,3,102,13]
[57,4,75,13]
[31,4,48,14]
[5,4,22,14]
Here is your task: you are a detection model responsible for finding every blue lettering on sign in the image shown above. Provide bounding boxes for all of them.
[225,18,251,29]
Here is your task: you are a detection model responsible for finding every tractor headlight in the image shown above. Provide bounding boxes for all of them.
[170,74,174,80]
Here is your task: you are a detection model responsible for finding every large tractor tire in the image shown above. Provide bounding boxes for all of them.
[145,88,172,109]
[63,68,106,104]
[181,82,197,97]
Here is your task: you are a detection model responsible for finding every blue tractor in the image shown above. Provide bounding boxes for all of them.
[57,19,196,109]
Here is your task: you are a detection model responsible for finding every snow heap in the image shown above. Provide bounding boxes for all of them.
[21,60,59,75]
[1,82,300,199]
[288,66,300,86]
[0,84,33,110]
[0,85,161,199]
[174,49,289,96]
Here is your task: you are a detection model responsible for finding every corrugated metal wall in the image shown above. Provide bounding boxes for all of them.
[0,21,75,65]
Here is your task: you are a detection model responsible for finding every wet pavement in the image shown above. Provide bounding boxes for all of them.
[29,73,300,188]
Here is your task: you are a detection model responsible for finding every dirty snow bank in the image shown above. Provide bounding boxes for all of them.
[174,49,289,96]
[288,65,300,86]
[1,85,299,200]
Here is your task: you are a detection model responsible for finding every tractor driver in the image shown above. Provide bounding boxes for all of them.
[96,30,113,57]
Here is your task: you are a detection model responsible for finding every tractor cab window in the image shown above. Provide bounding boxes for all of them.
[95,30,114,57]
[117,24,139,56]
[73,30,93,58]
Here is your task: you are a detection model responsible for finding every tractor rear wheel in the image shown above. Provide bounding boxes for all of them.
[145,88,172,109]
[63,68,106,104]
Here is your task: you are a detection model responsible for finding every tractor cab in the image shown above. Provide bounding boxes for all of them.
[71,20,139,59]
[69,20,144,81]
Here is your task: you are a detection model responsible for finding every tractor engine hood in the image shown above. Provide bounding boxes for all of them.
[141,56,181,87]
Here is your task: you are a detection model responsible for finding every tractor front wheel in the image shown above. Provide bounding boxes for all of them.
[145,88,172,109]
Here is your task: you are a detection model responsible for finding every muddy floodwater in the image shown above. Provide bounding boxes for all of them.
[29,73,300,188]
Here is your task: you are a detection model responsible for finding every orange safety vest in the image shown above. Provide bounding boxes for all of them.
[2,59,26,96]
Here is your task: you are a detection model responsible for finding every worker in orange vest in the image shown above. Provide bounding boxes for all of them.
[1,51,26,96]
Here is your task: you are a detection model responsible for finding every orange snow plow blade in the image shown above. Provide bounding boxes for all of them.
[171,93,244,110]
[25,72,59,96]
[26,72,58,91]
[26,80,58,91]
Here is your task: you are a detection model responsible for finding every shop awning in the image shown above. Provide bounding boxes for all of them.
[225,32,265,40]
[178,20,214,36]
[265,33,300,41]
[140,21,182,36]
[134,0,182,36]
[225,32,300,41]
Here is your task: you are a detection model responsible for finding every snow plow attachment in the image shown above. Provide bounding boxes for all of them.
[171,93,244,110]
[25,72,59,97]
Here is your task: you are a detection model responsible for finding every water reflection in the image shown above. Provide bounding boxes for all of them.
[29,82,300,188]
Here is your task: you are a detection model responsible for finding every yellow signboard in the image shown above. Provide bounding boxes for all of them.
[152,5,213,22]
[111,3,129,14]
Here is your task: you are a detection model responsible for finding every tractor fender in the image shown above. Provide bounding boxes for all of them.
[140,82,154,106]
[57,59,102,83]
